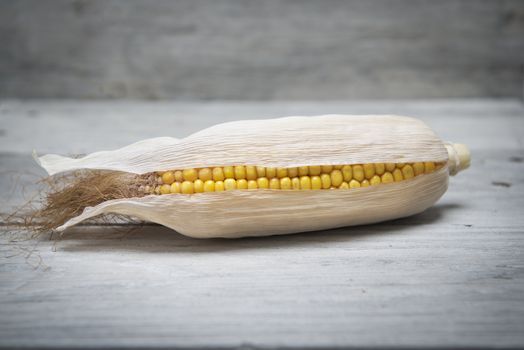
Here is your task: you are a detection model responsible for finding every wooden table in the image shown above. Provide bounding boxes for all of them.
[1,99,523,349]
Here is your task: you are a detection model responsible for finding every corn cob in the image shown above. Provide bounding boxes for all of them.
[36,115,470,238]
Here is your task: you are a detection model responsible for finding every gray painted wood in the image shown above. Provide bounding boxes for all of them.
[1,99,524,348]
[1,0,523,100]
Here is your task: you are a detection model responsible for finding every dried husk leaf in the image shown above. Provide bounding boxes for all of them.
[36,115,451,238]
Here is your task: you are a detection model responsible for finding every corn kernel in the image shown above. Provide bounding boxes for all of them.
[203,180,215,192]
[269,178,280,189]
[170,182,181,193]
[291,177,300,189]
[334,165,343,170]
[330,169,343,187]
[385,163,396,172]
[309,166,321,176]
[339,181,349,189]
[413,162,425,176]
[280,177,292,190]
[246,166,257,180]
[154,186,160,194]
[300,176,312,189]
[224,178,237,190]
[223,166,235,179]
[160,184,171,194]
[393,168,404,182]
[257,177,269,189]
[353,165,364,181]
[424,162,435,173]
[381,172,394,184]
[361,179,370,187]
[363,163,375,179]
[266,167,277,179]
[342,165,352,181]
[194,179,204,193]
[320,173,331,189]
[287,167,298,177]
[234,165,246,179]
[181,181,194,194]
[256,166,266,177]
[396,163,405,168]
[321,165,333,173]
[198,168,212,182]
[212,167,225,181]
[349,179,361,188]
[247,180,258,189]
[183,168,198,182]
[276,167,288,178]
[215,181,225,192]
[375,163,385,175]
[311,176,322,190]
[162,171,175,185]
[298,166,309,176]
[370,175,381,186]
[237,179,248,190]
[402,164,414,179]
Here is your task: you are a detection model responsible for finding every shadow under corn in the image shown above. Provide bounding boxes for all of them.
[50,203,463,254]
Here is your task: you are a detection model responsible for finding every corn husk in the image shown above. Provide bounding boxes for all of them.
[36,115,461,238]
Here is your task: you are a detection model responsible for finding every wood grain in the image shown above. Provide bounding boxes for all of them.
[1,100,524,348]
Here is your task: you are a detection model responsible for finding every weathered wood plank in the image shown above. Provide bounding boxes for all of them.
[1,100,524,348]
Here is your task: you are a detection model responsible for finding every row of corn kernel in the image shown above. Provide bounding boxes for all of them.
[154,162,443,194]
[156,162,441,186]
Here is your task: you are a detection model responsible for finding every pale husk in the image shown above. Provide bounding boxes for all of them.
[35,115,452,238]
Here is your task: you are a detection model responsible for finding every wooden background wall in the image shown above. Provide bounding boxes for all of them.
[0,0,523,100]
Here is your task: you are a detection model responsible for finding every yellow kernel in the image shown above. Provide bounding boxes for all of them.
[203,180,215,192]
[224,178,237,191]
[174,170,184,182]
[247,180,258,190]
[311,176,322,190]
[276,167,288,178]
[321,165,333,173]
[309,166,321,176]
[300,176,312,189]
[256,166,266,177]
[375,163,385,175]
[334,165,343,170]
[246,166,257,180]
[330,169,343,187]
[352,165,364,181]
[183,168,198,182]
[162,171,175,185]
[156,171,165,176]
[424,162,436,173]
[198,168,213,181]
[361,179,370,187]
[381,172,394,184]
[342,165,352,181]
[234,165,246,179]
[320,174,331,189]
[291,177,301,189]
[194,179,204,193]
[170,182,181,193]
[349,179,361,188]
[287,167,298,178]
[269,178,280,189]
[181,181,194,194]
[385,163,396,172]
[266,167,277,179]
[160,184,171,194]
[370,175,381,186]
[280,177,292,190]
[223,166,235,179]
[363,163,375,179]
[257,177,269,189]
[339,181,349,189]
[413,162,425,176]
[298,166,309,176]
[396,163,406,168]
[215,181,225,192]
[402,164,414,179]
[212,167,225,181]
[393,168,403,182]
[237,179,248,190]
